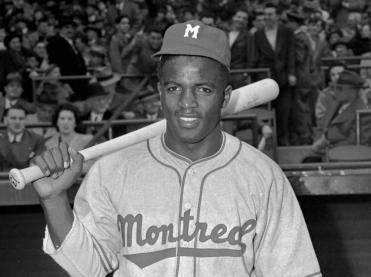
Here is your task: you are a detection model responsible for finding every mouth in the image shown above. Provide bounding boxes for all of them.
[177,115,201,128]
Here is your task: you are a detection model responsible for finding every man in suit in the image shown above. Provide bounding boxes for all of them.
[312,70,369,153]
[227,8,254,89]
[46,18,87,101]
[286,11,315,145]
[0,104,45,170]
[249,3,296,145]
[0,72,35,122]
[77,81,127,139]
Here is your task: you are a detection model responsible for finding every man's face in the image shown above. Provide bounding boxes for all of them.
[5,108,26,135]
[329,33,340,45]
[61,24,75,39]
[27,56,39,69]
[5,81,23,99]
[253,15,265,29]
[148,32,163,50]
[334,85,358,104]
[329,66,344,83]
[158,56,231,146]
[34,42,46,57]
[201,17,215,27]
[232,11,248,30]
[264,7,278,28]
[9,37,21,52]
[335,44,348,57]
[90,95,111,113]
[117,17,130,33]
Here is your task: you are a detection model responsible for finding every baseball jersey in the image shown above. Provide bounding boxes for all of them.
[43,132,321,277]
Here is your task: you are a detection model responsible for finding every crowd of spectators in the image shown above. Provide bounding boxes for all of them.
[1,0,371,170]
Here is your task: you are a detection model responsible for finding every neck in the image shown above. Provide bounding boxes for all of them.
[164,127,223,162]
[8,129,23,136]
[6,96,17,101]
[266,23,277,30]
[60,131,75,142]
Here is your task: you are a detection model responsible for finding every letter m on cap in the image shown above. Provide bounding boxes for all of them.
[184,24,200,39]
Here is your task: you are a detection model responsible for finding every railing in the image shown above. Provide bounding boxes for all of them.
[356,109,371,145]
[0,115,260,146]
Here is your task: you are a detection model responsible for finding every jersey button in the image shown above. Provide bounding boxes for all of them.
[184,202,192,210]
[188,169,196,175]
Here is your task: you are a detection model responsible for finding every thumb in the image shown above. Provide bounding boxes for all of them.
[69,147,84,176]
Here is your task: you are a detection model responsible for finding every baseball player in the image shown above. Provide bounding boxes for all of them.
[32,21,321,277]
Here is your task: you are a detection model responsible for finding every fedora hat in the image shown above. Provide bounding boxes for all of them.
[87,82,109,98]
[331,70,364,88]
[286,11,306,24]
[93,67,121,87]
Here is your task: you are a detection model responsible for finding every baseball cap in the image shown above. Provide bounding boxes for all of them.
[153,20,230,70]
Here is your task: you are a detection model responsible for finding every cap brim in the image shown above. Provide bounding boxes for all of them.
[153,47,229,70]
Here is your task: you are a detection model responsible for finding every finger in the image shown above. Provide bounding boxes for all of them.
[43,150,58,179]
[51,147,64,177]
[59,142,70,169]
[32,155,51,177]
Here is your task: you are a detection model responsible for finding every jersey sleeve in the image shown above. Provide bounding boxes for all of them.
[43,160,121,277]
[253,165,322,277]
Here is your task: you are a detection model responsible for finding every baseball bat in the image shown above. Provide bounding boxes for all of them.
[9,78,279,190]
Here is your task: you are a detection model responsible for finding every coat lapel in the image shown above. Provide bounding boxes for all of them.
[275,25,284,54]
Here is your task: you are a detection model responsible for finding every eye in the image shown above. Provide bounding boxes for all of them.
[166,85,181,94]
[197,86,213,94]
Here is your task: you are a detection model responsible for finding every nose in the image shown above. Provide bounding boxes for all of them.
[179,89,197,109]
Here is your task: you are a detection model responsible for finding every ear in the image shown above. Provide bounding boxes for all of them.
[157,82,163,98]
[222,85,232,109]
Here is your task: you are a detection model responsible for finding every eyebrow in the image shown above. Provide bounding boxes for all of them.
[162,81,217,88]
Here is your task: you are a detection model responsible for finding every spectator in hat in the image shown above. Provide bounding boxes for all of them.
[312,70,368,153]
[91,66,121,94]
[46,17,87,100]
[77,81,127,138]
[0,103,45,170]
[109,15,133,74]
[0,72,35,122]
[287,11,315,145]
[313,63,345,142]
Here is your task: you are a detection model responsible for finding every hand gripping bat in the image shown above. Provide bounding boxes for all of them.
[9,78,279,190]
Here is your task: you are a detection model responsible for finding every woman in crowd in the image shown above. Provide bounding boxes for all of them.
[33,41,49,71]
[45,103,94,172]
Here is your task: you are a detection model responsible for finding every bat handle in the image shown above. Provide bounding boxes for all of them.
[9,166,44,190]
